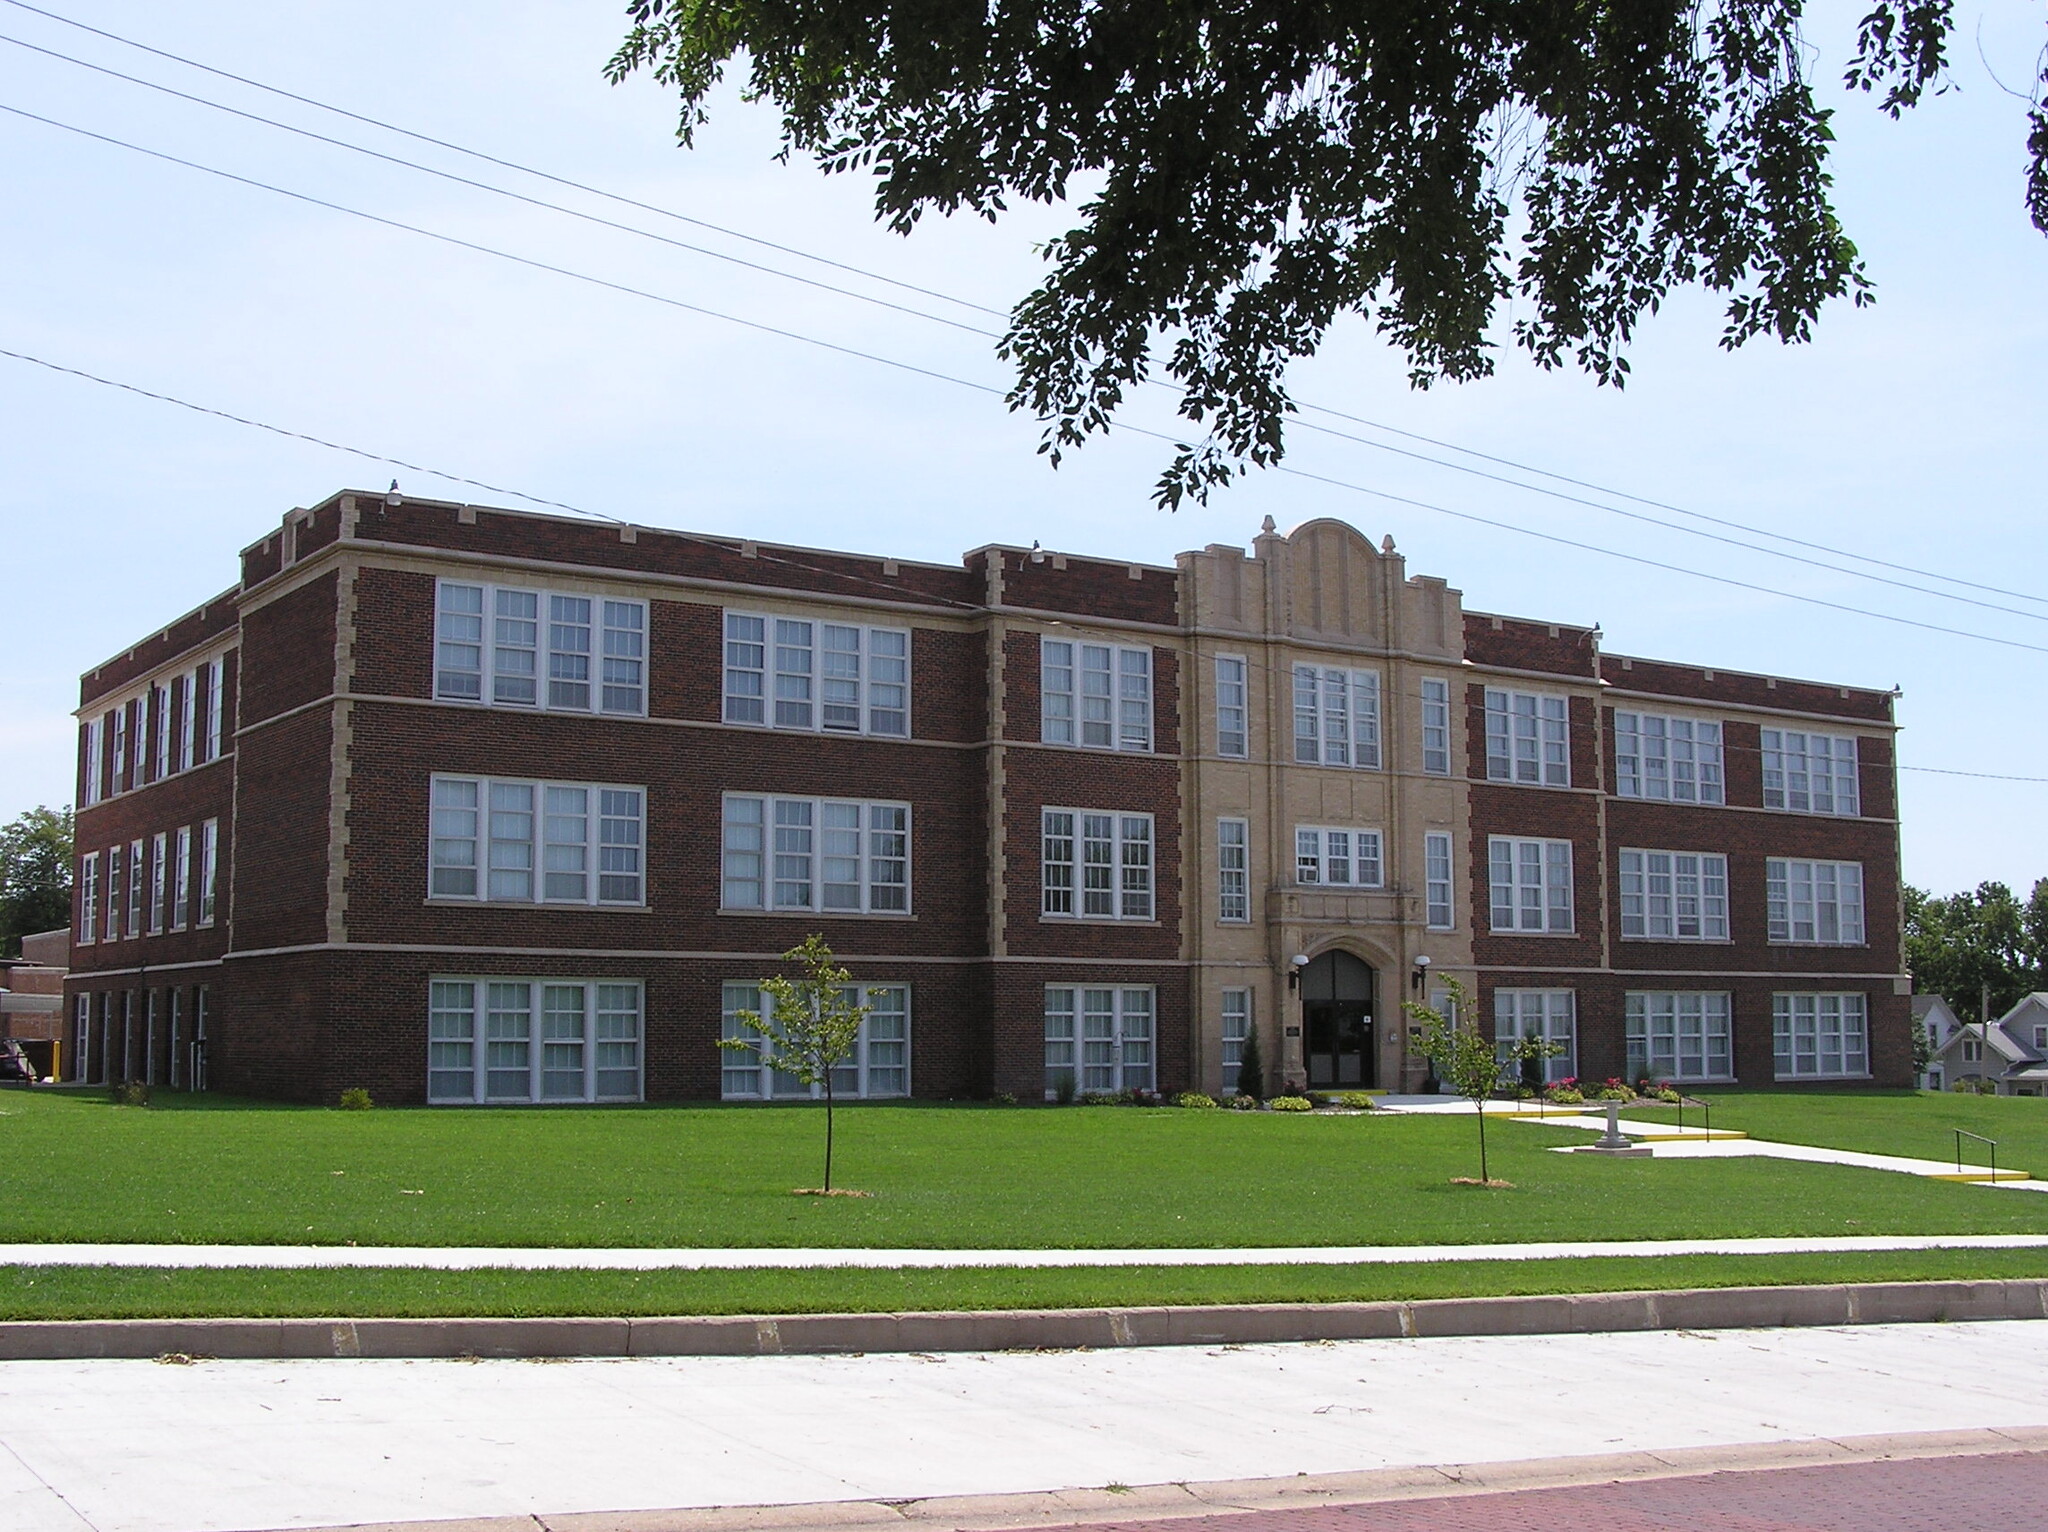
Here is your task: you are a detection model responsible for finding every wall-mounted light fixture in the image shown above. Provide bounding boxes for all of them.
[1410,953,1432,992]
[1029,540,1047,564]
[1286,952,1310,992]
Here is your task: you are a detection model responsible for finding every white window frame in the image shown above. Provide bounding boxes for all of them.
[1220,987,1252,1092]
[1294,826,1384,888]
[105,843,122,942]
[151,683,170,781]
[77,852,98,945]
[1044,985,1156,1097]
[1041,808,1154,921]
[1767,858,1865,945]
[1618,849,1730,941]
[435,580,649,718]
[178,671,198,773]
[1215,654,1248,758]
[1761,728,1860,816]
[171,827,192,932]
[1040,638,1152,752]
[1613,712,1723,804]
[1292,665,1382,769]
[1425,831,1455,930]
[427,977,644,1104]
[1420,677,1452,776]
[1626,991,1735,1083]
[1773,992,1870,1079]
[1495,990,1577,1082]
[146,833,166,935]
[1488,836,1574,933]
[111,704,128,795]
[1485,688,1570,787]
[205,657,225,761]
[197,819,218,928]
[719,981,912,1099]
[1218,818,1250,923]
[720,611,909,737]
[720,794,912,915]
[81,718,102,807]
[429,775,647,907]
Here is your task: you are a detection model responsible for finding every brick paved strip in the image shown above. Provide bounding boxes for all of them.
[271,1428,2048,1532]
[1,1278,2043,1360]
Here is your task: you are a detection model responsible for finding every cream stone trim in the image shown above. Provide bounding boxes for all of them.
[327,562,358,947]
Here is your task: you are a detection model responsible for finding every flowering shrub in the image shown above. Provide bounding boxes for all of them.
[1591,1076,1636,1101]
[1227,1092,1260,1110]
[1543,1076,1585,1105]
[1174,1090,1219,1109]
[1334,1091,1378,1110]
[1267,1095,1314,1112]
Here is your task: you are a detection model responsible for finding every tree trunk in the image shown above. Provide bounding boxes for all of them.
[823,1077,835,1193]
[1477,1097,1489,1183]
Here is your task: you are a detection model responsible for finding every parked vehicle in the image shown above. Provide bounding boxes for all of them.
[0,1039,39,1084]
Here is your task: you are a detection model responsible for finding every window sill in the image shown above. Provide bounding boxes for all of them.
[1483,776,1575,790]
[432,693,650,722]
[1039,915,1162,928]
[1761,806,1864,819]
[1030,738,1156,757]
[1772,1072,1872,1082]
[1765,941,1869,949]
[424,898,653,912]
[1486,928,1579,937]
[1611,795,1727,808]
[1293,883,1386,893]
[719,715,912,743]
[718,907,915,920]
[1618,935,1736,945]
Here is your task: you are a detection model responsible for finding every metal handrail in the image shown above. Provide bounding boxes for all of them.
[1955,1128,1999,1181]
[1675,1093,1712,1140]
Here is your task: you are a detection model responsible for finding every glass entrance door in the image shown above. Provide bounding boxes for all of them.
[1300,951,1376,1089]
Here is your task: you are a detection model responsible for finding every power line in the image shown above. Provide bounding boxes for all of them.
[8,1,2041,623]
[7,100,2048,660]
[1899,766,2048,784]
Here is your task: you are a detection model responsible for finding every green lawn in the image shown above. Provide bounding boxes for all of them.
[1624,1089,2048,1171]
[6,1248,2047,1321]
[5,1086,2047,1250]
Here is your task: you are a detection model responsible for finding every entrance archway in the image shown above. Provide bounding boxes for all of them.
[1300,951,1376,1089]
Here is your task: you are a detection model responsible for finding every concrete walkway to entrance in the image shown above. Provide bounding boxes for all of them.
[2,1320,2044,1532]
[4,1232,2048,1271]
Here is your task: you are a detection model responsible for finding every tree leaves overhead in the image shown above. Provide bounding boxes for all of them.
[609,1,2043,508]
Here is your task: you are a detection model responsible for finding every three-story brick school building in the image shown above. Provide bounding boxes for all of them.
[63,489,1912,1103]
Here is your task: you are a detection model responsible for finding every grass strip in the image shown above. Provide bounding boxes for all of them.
[4,1248,2047,1321]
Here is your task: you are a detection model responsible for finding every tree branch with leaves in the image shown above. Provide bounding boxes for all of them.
[1403,977,1559,1186]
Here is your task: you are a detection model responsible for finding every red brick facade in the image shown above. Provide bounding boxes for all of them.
[64,491,1910,1103]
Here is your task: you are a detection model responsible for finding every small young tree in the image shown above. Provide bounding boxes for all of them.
[719,935,872,1193]
[1235,1021,1265,1101]
[1402,978,1560,1186]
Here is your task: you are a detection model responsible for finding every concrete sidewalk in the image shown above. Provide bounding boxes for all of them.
[3,1320,2044,1532]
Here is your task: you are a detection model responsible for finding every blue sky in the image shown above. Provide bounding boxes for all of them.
[2,0,2043,896]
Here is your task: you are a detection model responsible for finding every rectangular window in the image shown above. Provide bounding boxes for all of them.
[723,611,908,736]
[205,658,224,761]
[1044,985,1156,1097]
[721,794,912,914]
[1488,837,1574,933]
[1294,826,1384,888]
[1221,988,1252,1090]
[1421,678,1452,776]
[111,704,128,793]
[428,978,642,1103]
[81,718,102,807]
[1614,712,1724,804]
[1618,849,1729,940]
[197,819,218,927]
[147,832,167,934]
[1041,639,1150,751]
[718,981,911,1099]
[1425,831,1454,930]
[436,580,647,716]
[78,852,98,945]
[1761,729,1860,815]
[1485,689,1571,786]
[152,683,170,781]
[1495,990,1577,1082]
[126,838,144,937]
[1215,655,1248,758]
[1773,993,1870,1079]
[1293,665,1382,769]
[1218,818,1249,923]
[1767,859,1865,945]
[105,844,122,941]
[430,776,646,905]
[1626,992,1734,1082]
[1042,809,1153,920]
[179,672,198,773]
[171,826,192,932]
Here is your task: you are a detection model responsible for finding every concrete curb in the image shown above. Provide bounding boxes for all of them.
[287,1426,2048,1532]
[2,1278,2045,1360]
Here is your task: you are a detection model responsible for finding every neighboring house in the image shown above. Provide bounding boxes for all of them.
[1914,992,1964,1090]
[64,490,1914,1104]
[0,927,69,1079]
[1927,993,2048,1096]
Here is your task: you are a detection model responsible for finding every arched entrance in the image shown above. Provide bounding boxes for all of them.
[1300,951,1376,1089]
